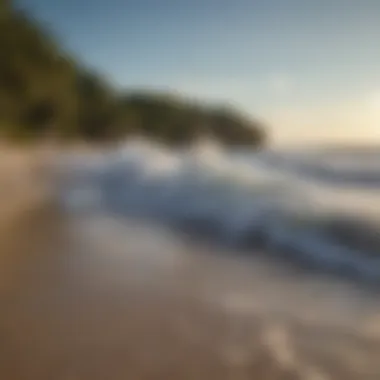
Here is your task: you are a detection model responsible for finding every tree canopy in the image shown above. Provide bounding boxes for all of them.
[0,0,267,147]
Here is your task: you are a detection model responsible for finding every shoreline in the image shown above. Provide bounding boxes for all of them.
[0,145,54,230]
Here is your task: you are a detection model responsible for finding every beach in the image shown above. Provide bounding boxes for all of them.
[1,145,380,379]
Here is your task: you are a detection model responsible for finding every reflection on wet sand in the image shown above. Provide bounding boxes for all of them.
[1,203,380,379]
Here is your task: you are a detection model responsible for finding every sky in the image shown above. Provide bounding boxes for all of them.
[17,0,380,145]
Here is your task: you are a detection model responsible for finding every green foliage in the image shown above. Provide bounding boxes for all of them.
[0,0,267,147]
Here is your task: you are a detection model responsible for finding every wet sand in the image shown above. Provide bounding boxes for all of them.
[1,200,380,379]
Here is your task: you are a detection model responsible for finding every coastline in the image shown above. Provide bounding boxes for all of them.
[0,145,53,230]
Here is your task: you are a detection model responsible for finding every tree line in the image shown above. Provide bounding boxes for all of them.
[0,0,266,147]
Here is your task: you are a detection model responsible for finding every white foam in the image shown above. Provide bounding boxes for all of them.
[57,139,380,280]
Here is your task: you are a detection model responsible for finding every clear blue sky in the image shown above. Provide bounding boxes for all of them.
[17,0,380,144]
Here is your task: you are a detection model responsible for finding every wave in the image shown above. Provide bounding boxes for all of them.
[56,139,380,282]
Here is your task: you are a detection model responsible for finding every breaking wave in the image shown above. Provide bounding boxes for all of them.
[56,139,380,282]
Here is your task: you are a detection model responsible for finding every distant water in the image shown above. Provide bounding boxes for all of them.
[55,139,380,282]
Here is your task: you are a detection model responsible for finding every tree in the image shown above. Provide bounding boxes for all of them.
[0,0,267,147]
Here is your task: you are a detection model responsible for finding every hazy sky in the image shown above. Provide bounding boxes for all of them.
[18,0,380,145]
